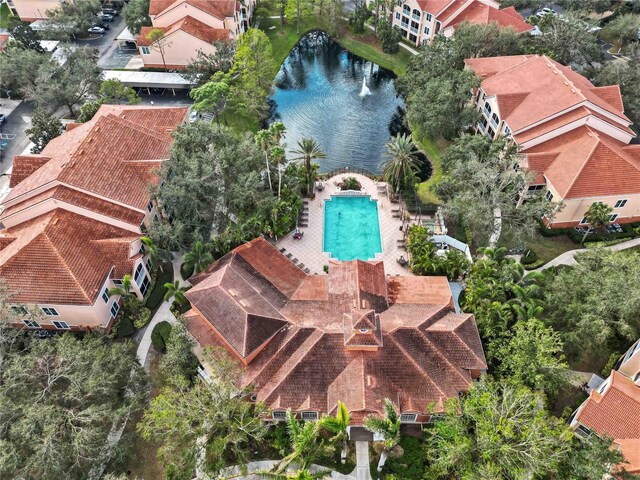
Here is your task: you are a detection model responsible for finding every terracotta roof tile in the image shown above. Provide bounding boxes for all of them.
[186,239,487,422]
[138,17,230,46]
[0,210,138,304]
[9,155,51,187]
[149,0,236,18]
[446,2,532,33]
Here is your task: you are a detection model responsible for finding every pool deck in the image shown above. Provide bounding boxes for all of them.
[277,173,411,276]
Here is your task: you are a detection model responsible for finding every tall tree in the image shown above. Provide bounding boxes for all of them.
[190,71,233,128]
[43,0,102,40]
[285,0,313,34]
[230,29,275,118]
[603,13,640,47]
[28,46,103,117]
[319,401,351,463]
[99,79,142,104]
[6,17,44,52]
[122,0,152,35]
[255,129,274,193]
[158,321,198,383]
[140,236,173,269]
[0,44,49,96]
[163,280,189,306]
[544,249,640,362]
[275,410,329,474]
[0,335,148,480]
[380,134,421,195]
[146,28,171,70]
[424,377,571,479]
[183,41,236,85]
[363,399,402,472]
[276,0,287,31]
[436,135,557,247]
[25,109,63,154]
[290,137,326,196]
[138,348,267,479]
[582,201,613,242]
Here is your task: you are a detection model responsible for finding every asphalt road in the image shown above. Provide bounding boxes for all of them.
[0,101,36,173]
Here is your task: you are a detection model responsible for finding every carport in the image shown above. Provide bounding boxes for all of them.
[102,70,197,95]
[116,27,137,48]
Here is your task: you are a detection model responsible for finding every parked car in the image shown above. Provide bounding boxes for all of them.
[32,329,53,339]
[189,110,199,122]
[0,114,5,125]
[536,7,555,17]
[97,22,111,30]
[88,26,106,34]
[102,7,119,16]
[99,13,114,21]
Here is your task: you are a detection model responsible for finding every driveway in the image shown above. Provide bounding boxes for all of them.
[0,100,36,172]
[74,15,127,60]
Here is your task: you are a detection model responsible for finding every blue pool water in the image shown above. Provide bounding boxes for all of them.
[324,196,382,261]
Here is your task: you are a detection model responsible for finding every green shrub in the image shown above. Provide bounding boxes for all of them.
[151,321,172,352]
[385,436,424,479]
[523,259,546,270]
[180,261,194,280]
[601,352,621,378]
[520,249,539,265]
[116,316,135,337]
[145,267,173,311]
[131,306,151,329]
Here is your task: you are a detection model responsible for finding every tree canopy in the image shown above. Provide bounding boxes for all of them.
[122,0,152,35]
[0,334,147,480]
[25,109,63,154]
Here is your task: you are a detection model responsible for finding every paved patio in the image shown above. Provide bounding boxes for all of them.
[277,173,411,276]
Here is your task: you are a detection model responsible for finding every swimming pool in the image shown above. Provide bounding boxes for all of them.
[324,196,382,261]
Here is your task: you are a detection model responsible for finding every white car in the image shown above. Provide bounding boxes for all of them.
[87,26,105,34]
[189,111,199,122]
[536,7,555,17]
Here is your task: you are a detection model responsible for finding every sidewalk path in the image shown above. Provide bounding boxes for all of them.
[212,456,368,480]
[534,237,640,272]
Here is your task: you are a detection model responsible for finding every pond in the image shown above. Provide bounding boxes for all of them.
[269,31,407,174]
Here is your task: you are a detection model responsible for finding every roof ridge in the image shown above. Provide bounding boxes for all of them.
[106,113,173,142]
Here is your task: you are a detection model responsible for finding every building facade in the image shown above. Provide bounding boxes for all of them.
[385,0,531,46]
[137,0,255,69]
[465,55,640,228]
[5,0,62,21]
[0,105,188,331]
[184,237,487,424]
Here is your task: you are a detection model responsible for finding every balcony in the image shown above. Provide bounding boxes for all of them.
[490,117,498,129]
[476,121,486,132]
[401,22,409,29]
[410,26,418,34]
[483,107,491,118]
[412,13,420,20]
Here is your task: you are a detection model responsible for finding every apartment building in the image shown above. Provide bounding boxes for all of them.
[465,54,640,228]
[137,0,254,69]
[0,105,187,331]
[388,0,531,46]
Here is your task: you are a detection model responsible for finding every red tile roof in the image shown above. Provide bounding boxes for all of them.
[185,237,486,422]
[149,0,237,18]
[465,55,631,133]
[445,2,532,33]
[0,34,10,52]
[523,126,640,198]
[138,16,230,46]
[0,210,138,304]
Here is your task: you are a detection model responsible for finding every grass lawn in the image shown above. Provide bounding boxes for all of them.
[260,17,411,77]
[526,234,580,264]
[0,2,12,28]
[413,127,450,206]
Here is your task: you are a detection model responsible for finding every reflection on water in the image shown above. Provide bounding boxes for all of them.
[269,31,407,173]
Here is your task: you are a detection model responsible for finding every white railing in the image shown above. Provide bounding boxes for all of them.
[334,188,367,195]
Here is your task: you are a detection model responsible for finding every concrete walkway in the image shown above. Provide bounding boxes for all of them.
[354,441,373,480]
[534,237,640,271]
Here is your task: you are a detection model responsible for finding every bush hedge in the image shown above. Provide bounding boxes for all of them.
[151,321,173,352]
[539,221,640,244]
[145,266,173,311]
[116,316,135,338]
[181,262,194,280]
[520,249,539,265]
[523,259,546,270]
[384,436,425,479]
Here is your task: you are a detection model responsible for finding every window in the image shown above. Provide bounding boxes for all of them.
[53,321,70,330]
[273,410,287,420]
[483,101,491,115]
[41,307,59,316]
[23,319,40,328]
[146,257,153,272]
[140,275,151,296]
[486,127,495,138]
[580,217,588,225]
[301,411,318,421]
[527,184,544,192]
[491,112,499,126]
[634,371,640,383]
[134,263,144,284]
[575,424,592,438]
[614,199,627,208]
[110,302,120,318]
[395,12,400,19]
[102,287,110,303]
[139,243,145,255]
[402,5,410,15]
[113,279,123,287]
[609,214,618,222]
[10,305,27,315]
[400,413,417,423]
[423,26,429,35]
[141,46,150,55]
[146,200,154,212]
[396,0,401,5]
[504,125,511,135]
[425,12,432,21]
[545,190,554,201]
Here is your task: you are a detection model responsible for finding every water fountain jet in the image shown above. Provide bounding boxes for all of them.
[359,76,371,97]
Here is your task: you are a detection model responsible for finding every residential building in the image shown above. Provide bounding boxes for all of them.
[4,0,61,21]
[184,237,487,423]
[0,105,188,331]
[617,338,640,387]
[386,0,531,47]
[570,365,640,476]
[137,0,255,69]
[465,54,640,228]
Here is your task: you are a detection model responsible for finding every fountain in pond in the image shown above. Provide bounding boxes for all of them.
[359,76,371,97]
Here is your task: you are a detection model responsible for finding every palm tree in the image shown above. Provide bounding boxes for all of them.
[270,145,286,200]
[141,236,173,271]
[380,134,421,195]
[582,201,613,242]
[291,138,326,197]
[269,121,286,146]
[183,240,213,274]
[255,129,274,192]
[275,410,328,475]
[363,398,402,472]
[108,274,133,298]
[319,401,351,463]
[163,280,188,306]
